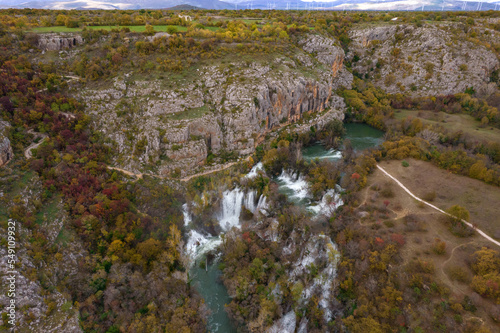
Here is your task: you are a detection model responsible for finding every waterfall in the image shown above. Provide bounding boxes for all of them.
[219,188,268,230]
[307,186,344,217]
[244,190,257,213]
[256,194,268,214]
[321,148,342,160]
[277,170,310,201]
[267,311,296,333]
[185,187,268,260]
[244,162,264,179]
[185,230,222,260]
[182,203,192,227]
[218,188,245,231]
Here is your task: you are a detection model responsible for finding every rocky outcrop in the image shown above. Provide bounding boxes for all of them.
[146,32,171,42]
[299,34,344,67]
[74,34,352,177]
[0,121,13,167]
[0,173,84,332]
[38,33,84,51]
[349,23,499,96]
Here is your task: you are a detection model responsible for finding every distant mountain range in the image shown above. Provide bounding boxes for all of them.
[1,0,499,11]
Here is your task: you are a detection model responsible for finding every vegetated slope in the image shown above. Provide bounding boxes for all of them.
[2,8,500,333]
[349,22,499,96]
[68,33,351,177]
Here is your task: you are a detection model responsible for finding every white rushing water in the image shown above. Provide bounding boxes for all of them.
[310,148,342,160]
[218,187,268,231]
[307,185,344,217]
[277,170,310,201]
[244,162,264,179]
[185,186,268,260]
[185,229,222,260]
[218,188,246,231]
[276,169,343,217]
[182,203,192,227]
[288,235,340,323]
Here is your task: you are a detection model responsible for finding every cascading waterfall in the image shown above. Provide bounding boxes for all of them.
[243,190,268,215]
[302,146,342,161]
[182,203,191,227]
[307,185,344,217]
[276,170,343,216]
[244,190,256,214]
[276,170,310,202]
[218,188,245,231]
[184,124,384,332]
[244,162,264,179]
[185,229,222,260]
[185,187,267,260]
[288,235,340,324]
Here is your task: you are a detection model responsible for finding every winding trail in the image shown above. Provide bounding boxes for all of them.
[180,156,251,182]
[24,133,48,159]
[106,156,251,183]
[37,75,81,94]
[376,164,500,248]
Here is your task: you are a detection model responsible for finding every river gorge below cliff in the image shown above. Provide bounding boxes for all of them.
[185,123,384,333]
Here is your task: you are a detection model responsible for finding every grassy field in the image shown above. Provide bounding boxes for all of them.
[378,158,500,239]
[394,109,500,143]
[164,105,211,121]
[31,25,207,33]
[355,159,499,331]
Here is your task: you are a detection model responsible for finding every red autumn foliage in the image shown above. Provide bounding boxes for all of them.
[391,233,406,246]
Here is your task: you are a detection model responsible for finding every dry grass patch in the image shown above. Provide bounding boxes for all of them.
[378,159,500,240]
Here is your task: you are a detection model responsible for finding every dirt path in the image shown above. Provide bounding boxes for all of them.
[24,133,48,159]
[106,166,145,180]
[37,75,81,93]
[376,164,500,248]
[180,156,251,182]
[107,156,250,183]
[437,242,475,295]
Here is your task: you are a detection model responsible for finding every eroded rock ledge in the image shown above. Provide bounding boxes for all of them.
[75,34,352,177]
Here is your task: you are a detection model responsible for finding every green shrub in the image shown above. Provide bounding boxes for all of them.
[422,191,436,201]
[402,160,409,167]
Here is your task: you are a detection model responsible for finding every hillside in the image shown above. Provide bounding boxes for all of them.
[1,8,500,333]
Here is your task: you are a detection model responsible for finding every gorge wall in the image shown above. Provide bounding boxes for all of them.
[349,23,499,96]
[75,34,352,177]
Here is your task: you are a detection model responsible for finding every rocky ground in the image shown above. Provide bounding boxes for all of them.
[349,22,499,97]
[0,166,84,332]
[71,34,351,177]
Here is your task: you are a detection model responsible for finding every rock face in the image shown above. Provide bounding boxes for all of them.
[75,34,352,177]
[38,33,84,51]
[349,23,499,96]
[0,173,84,332]
[0,121,13,167]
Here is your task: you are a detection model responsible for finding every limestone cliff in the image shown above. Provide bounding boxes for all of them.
[38,33,84,51]
[349,23,499,96]
[75,34,352,177]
